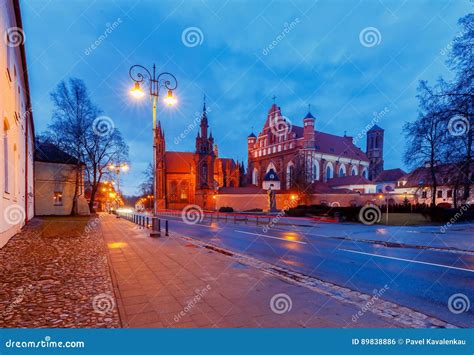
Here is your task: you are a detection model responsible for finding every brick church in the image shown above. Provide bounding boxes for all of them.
[245,103,385,191]
[155,101,242,210]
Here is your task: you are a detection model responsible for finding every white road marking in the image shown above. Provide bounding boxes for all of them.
[339,248,474,273]
[235,230,307,245]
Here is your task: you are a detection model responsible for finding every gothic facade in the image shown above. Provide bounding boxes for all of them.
[246,103,380,191]
[155,102,242,210]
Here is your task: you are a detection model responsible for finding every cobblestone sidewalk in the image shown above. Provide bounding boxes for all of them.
[0,216,120,328]
[101,214,400,328]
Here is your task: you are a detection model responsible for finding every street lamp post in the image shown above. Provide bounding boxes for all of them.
[129,64,178,217]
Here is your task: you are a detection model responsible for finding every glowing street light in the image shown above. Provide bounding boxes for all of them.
[128,63,178,217]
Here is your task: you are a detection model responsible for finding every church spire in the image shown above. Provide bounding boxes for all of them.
[200,95,208,138]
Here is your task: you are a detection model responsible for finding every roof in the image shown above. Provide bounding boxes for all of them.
[304,111,315,119]
[313,130,368,161]
[165,152,194,173]
[248,133,256,138]
[368,124,384,132]
[328,175,372,187]
[375,168,407,182]
[311,181,356,194]
[263,169,280,181]
[34,143,81,165]
[398,163,474,188]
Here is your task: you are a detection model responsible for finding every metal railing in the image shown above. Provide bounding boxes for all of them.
[115,211,169,237]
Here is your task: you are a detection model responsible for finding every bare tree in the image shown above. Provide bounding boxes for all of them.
[404,81,448,207]
[139,163,154,196]
[48,79,97,215]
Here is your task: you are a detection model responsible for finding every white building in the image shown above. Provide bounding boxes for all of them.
[0,0,34,248]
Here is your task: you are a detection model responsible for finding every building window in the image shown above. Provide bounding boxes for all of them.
[339,165,346,177]
[437,190,443,198]
[326,163,334,180]
[179,181,189,202]
[421,191,427,199]
[170,181,178,202]
[362,168,368,179]
[312,162,319,182]
[54,192,63,206]
[447,190,452,198]
[351,167,357,176]
[286,162,294,189]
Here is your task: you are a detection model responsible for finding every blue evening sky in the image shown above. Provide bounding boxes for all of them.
[21,0,472,195]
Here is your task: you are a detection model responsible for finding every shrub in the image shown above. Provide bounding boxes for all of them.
[219,206,234,213]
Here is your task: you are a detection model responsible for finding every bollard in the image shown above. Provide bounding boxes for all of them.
[165,220,169,236]
[158,218,161,232]
[256,216,259,225]
[150,217,160,237]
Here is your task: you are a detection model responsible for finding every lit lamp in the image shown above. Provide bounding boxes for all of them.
[163,89,177,106]
[130,82,145,99]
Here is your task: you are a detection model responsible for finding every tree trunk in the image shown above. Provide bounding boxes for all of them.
[70,163,80,216]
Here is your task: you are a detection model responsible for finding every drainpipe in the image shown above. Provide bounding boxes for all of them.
[24,112,29,225]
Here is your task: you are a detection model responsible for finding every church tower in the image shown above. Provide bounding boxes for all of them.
[195,99,216,209]
[155,120,167,209]
[366,125,384,180]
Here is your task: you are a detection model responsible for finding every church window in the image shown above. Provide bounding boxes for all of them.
[312,161,319,181]
[421,191,427,199]
[179,181,189,201]
[351,167,357,176]
[170,181,178,202]
[339,165,346,177]
[362,168,368,179]
[272,146,276,153]
[326,163,334,180]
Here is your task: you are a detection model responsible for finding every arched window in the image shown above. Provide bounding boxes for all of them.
[200,163,208,186]
[325,162,334,181]
[312,161,320,182]
[286,162,295,189]
[252,168,259,186]
[266,162,276,173]
[339,164,346,177]
[351,166,358,176]
[362,167,368,179]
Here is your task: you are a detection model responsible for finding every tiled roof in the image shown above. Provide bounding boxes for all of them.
[313,130,368,161]
[328,175,372,187]
[375,168,406,182]
[165,152,195,173]
[311,181,355,194]
[34,142,81,165]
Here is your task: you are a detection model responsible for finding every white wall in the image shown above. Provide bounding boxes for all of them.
[0,0,34,248]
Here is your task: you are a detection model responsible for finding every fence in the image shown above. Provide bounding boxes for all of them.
[115,211,169,236]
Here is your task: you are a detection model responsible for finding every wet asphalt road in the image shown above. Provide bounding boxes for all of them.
[159,215,473,328]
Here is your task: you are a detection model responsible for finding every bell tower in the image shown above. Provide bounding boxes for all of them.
[366,125,384,180]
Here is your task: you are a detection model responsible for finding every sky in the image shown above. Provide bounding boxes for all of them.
[21,0,472,195]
